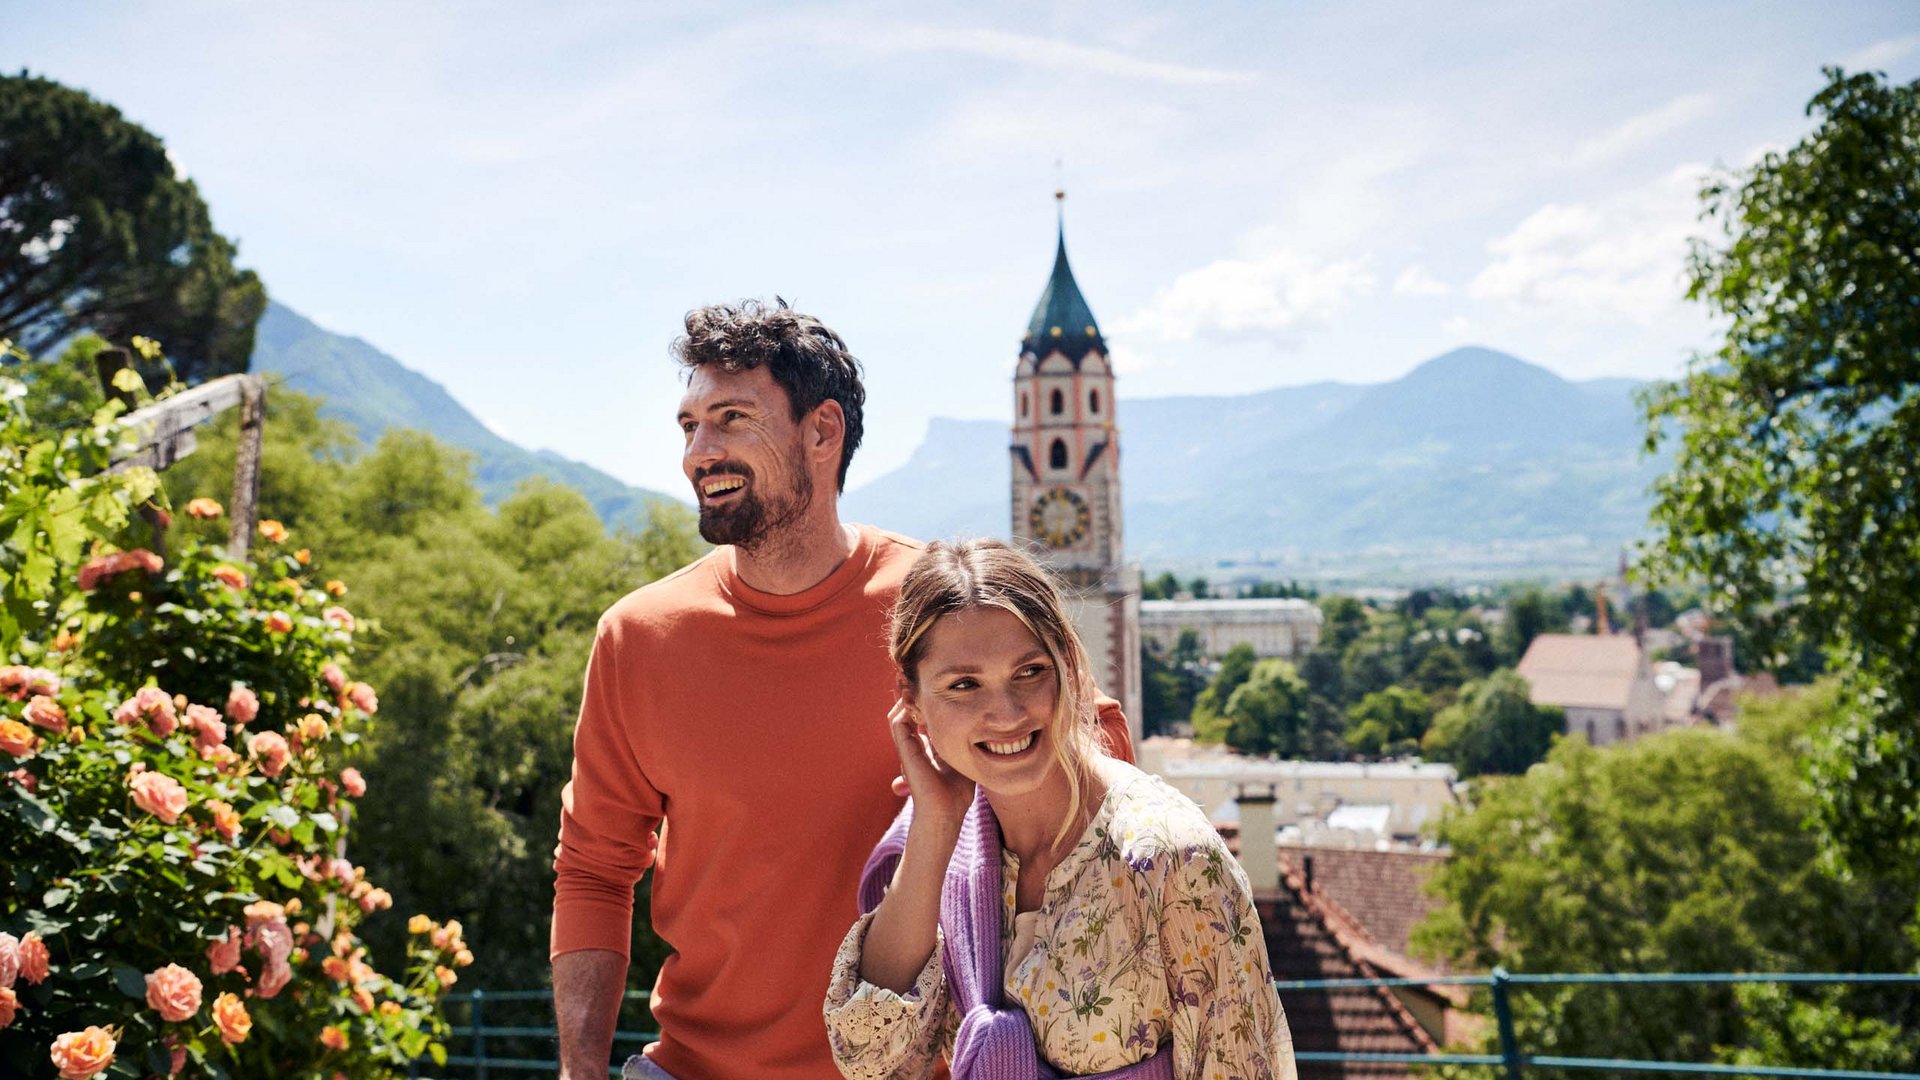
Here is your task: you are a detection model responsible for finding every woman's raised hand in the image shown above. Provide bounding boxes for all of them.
[888,693,976,830]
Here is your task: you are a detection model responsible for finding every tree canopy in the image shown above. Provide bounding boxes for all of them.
[0,73,264,383]
[1639,68,1920,889]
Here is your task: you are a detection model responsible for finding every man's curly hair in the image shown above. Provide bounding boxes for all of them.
[672,298,866,493]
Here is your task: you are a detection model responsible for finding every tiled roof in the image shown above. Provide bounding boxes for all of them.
[1515,633,1643,710]
[1258,859,1448,1079]
[1280,846,1450,970]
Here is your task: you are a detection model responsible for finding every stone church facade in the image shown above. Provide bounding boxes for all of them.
[1008,202,1144,742]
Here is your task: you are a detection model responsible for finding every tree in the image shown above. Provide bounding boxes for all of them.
[1317,595,1369,654]
[1421,669,1561,777]
[1219,659,1328,758]
[1190,643,1257,743]
[0,73,264,383]
[1499,585,1565,663]
[1415,685,1918,1073]
[1639,69,1920,893]
[1346,686,1431,757]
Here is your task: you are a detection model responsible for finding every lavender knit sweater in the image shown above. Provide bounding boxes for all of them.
[859,790,1174,1080]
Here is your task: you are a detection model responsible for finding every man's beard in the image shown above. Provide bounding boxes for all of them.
[696,461,814,549]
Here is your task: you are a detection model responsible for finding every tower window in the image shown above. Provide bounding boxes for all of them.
[1020,392,1028,418]
[1090,389,1100,414]
[1049,438,1068,470]
[1050,388,1064,415]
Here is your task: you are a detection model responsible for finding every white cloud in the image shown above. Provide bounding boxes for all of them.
[1568,93,1714,168]
[852,25,1257,86]
[1841,34,1920,71]
[1468,164,1707,326]
[1116,245,1375,345]
[1393,265,1450,296]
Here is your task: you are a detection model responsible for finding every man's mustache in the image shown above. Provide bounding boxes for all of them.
[693,464,753,484]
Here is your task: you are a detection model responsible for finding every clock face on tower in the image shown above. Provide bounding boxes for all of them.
[1028,487,1091,548]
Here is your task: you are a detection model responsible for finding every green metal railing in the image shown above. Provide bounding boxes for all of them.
[415,971,1920,1079]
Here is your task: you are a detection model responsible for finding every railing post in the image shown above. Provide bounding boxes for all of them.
[1490,966,1523,1080]
[472,988,488,1080]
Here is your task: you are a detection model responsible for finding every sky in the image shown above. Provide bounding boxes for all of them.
[6,2,1918,499]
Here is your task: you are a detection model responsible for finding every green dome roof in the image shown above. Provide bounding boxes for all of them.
[1022,224,1106,365]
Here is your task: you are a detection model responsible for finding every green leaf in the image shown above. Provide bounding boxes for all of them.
[311,811,339,833]
[266,803,300,830]
[110,962,147,999]
[42,884,71,908]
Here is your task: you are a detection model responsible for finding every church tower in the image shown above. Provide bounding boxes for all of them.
[1010,195,1143,742]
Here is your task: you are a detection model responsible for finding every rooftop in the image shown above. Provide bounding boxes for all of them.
[1021,216,1106,366]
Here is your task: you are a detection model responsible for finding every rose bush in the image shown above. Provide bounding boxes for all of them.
[1,360,462,1077]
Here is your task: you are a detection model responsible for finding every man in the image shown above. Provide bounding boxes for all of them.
[552,299,1129,1079]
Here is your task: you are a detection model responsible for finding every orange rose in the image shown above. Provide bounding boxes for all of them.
[295,548,312,565]
[409,914,433,935]
[19,932,49,984]
[144,963,202,1022]
[258,519,289,544]
[325,579,347,596]
[49,1025,115,1078]
[212,992,251,1043]
[319,1025,348,1051]
[0,719,36,758]
[340,767,366,798]
[211,564,249,590]
[185,498,224,519]
[205,799,241,842]
[0,985,17,1029]
[435,965,457,988]
[264,611,294,634]
[351,986,375,1014]
[380,999,403,1017]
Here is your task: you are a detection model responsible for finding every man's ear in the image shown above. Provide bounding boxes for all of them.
[808,400,846,467]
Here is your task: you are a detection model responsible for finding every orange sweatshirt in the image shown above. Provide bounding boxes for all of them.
[552,524,1134,1080]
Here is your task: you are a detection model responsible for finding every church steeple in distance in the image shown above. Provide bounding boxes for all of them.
[1006,189,1142,742]
[1022,190,1108,366]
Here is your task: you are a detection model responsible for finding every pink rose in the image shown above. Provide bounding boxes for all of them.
[4,767,36,791]
[321,663,347,694]
[163,1036,186,1076]
[115,686,177,738]
[144,963,203,1022]
[24,695,66,734]
[357,887,392,914]
[18,932,48,985]
[329,857,354,882]
[255,955,292,999]
[208,927,244,974]
[0,932,18,987]
[0,985,16,1029]
[340,767,366,798]
[323,606,355,632]
[77,548,163,592]
[247,731,290,777]
[185,704,227,750]
[225,685,259,726]
[346,682,378,716]
[49,1026,116,1079]
[129,771,189,824]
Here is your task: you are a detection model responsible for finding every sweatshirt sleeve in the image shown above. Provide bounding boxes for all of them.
[1094,696,1136,765]
[822,911,954,1080]
[551,614,666,960]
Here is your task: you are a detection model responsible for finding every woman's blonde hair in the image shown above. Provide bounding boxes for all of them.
[890,538,1101,853]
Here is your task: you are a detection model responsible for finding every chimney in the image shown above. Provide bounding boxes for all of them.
[1593,583,1612,635]
[1697,635,1734,687]
[1234,784,1278,894]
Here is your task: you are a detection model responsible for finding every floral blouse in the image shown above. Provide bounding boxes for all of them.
[823,767,1296,1080]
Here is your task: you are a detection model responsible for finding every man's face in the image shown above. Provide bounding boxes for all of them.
[677,364,814,548]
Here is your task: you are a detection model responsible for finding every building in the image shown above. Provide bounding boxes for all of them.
[1514,633,1665,745]
[1009,196,1143,738]
[1140,596,1322,658]
[1140,737,1461,844]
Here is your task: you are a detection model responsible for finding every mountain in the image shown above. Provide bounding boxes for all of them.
[250,302,674,527]
[843,347,1663,572]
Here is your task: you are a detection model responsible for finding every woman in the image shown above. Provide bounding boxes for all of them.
[823,539,1296,1080]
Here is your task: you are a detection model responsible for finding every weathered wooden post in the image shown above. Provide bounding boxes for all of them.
[93,348,171,557]
[227,375,266,557]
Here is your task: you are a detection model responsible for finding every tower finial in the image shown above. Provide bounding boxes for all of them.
[1054,159,1065,231]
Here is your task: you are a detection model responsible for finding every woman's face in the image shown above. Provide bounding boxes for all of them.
[910,605,1062,796]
